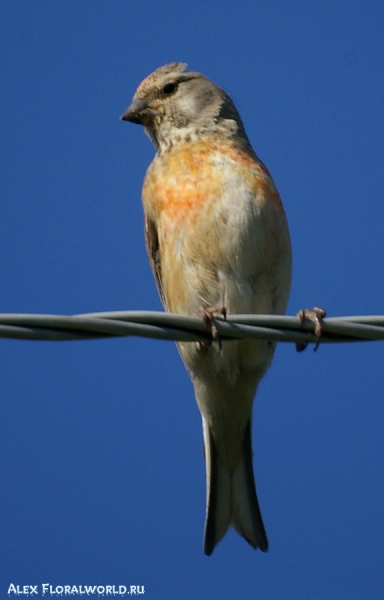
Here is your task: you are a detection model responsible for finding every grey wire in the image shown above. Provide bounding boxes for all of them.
[0,311,383,346]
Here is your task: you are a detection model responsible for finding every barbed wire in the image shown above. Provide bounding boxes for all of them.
[0,311,383,347]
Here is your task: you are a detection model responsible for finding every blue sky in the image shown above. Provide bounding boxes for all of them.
[1,2,384,598]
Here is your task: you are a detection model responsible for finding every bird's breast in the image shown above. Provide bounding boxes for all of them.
[142,139,289,315]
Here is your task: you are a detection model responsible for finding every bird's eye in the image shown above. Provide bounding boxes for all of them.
[162,82,177,96]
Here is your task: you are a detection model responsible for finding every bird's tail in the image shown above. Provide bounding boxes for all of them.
[203,419,268,555]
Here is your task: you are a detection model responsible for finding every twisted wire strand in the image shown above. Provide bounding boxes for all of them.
[0,311,383,346]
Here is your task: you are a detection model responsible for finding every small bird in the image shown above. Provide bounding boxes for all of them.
[121,63,292,555]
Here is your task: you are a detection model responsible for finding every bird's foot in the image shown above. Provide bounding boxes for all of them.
[296,307,326,352]
[194,305,227,351]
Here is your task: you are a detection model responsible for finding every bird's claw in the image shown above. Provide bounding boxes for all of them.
[195,306,227,351]
[296,307,326,352]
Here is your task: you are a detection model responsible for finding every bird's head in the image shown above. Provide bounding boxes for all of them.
[121,62,248,151]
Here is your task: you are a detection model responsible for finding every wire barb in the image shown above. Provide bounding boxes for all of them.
[0,311,383,346]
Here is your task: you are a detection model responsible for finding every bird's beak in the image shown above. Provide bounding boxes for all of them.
[120,98,152,124]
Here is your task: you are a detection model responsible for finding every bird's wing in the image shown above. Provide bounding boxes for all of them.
[144,214,167,308]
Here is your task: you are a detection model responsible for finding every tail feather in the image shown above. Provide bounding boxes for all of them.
[203,419,231,555]
[232,421,268,551]
[203,420,268,555]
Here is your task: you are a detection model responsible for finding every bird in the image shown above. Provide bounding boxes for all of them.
[121,63,292,555]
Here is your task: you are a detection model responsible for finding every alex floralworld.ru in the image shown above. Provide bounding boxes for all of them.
[7,584,145,595]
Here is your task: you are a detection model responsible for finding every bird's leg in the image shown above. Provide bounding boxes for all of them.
[296,307,326,352]
[195,306,227,351]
